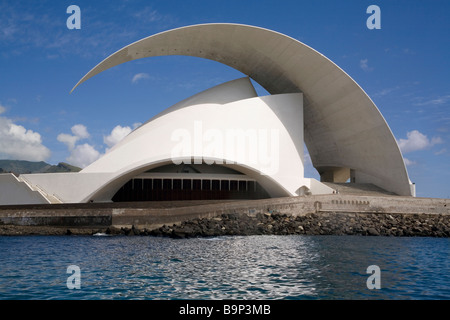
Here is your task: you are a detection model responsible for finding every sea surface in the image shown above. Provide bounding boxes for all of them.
[0,235,448,300]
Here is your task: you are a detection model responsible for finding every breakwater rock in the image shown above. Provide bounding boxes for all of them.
[1,211,448,237]
[122,211,449,238]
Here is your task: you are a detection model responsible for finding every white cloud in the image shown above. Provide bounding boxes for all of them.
[103,125,133,149]
[132,73,150,84]
[397,130,444,154]
[71,124,90,139]
[132,6,176,27]
[58,124,102,168]
[403,158,416,166]
[434,148,447,156]
[57,124,90,150]
[133,7,163,23]
[66,143,102,168]
[372,86,400,98]
[0,104,6,115]
[360,59,373,72]
[431,136,444,145]
[57,133,79,150]
[0,115,50,161]
[413,95,450,106]
[58,123,140,168]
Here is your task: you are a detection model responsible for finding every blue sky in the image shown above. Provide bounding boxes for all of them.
[0,0,449,198]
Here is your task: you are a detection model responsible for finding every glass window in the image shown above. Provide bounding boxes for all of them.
[202,180,211,190]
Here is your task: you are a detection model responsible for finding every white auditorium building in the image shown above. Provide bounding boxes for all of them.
[0,24,415,205]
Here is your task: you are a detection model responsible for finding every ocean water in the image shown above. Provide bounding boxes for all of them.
[0,235,448,300]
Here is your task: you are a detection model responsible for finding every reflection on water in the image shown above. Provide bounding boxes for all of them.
[162,236,321,299]
[0,235,448,299]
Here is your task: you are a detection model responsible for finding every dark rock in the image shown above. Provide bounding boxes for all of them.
[131,225,139,235]
[367,227,380,236]
[112,210,450,238]
[171,231,187,239]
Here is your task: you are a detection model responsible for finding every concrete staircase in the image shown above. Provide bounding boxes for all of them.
[18,175,62,204]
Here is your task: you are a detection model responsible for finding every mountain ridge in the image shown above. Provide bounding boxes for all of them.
[0,160,81,175]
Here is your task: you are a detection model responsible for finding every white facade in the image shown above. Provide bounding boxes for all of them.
[0,23,414,205]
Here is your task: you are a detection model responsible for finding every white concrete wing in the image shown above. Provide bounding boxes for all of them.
[81,78,326,202]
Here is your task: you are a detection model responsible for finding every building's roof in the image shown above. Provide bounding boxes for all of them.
[72,23,412,196]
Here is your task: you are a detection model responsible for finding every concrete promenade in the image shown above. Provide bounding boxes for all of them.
[0,194,448,235]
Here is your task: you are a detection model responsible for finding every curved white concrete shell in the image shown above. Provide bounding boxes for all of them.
[82,77,313,202]
[72,23,414,196]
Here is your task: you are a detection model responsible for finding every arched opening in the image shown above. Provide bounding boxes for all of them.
[111,163,270,202]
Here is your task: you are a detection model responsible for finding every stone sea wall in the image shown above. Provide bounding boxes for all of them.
[1,195,448,237]
[112,211,450,238]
